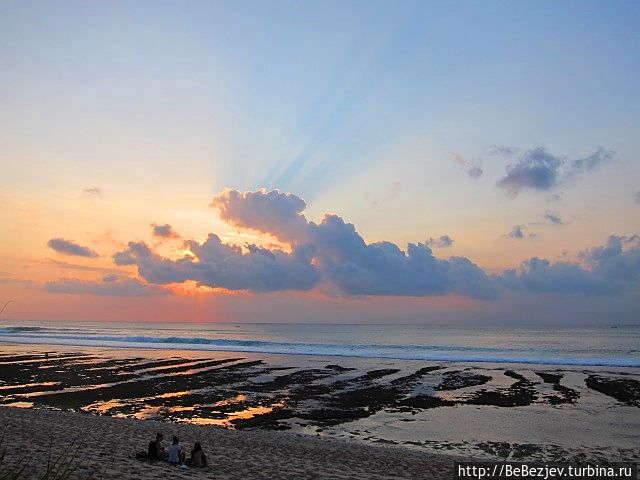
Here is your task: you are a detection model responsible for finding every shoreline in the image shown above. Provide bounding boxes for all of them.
[2,340,640,372]
[0,406,460,479]
[1,345,639,465]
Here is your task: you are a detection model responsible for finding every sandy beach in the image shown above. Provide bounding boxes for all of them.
[1,344,639,470]
[0,406,458,479]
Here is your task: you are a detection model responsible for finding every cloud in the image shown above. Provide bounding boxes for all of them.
[43,258,124,274]
[498,258,611,295]
[81,187,102,198]
[114,236,320,293]
[0,275,33,286]
[451,152,483,179]
[151,223,180,239]
[544,212,564,226]
[497,146,614,197]
[634,191,640,204]
[211,189,309,243]
[115,189,498,299]
[425,235,454,248]
[45,275,167,297]
[499,235,640,295]
[490,145,519,157]
[114,189,639,301]
[580,235,640,283]
[505,225,535,239]
[305,215,496,298]
[47,238,98,258]
[179,189,496,298]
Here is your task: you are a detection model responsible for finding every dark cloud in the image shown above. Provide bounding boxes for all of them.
[634,191,640,204]
[305,215,496,299]
[114,236,320,293]
[451,152,483,179]
[505,225,535,239]
[81,187,102,198]
[497,147,614,197]
[114,189,639,301]
[499,235,640,295]
[580,235,640,283]
[45,275,167,297]
[544,212,564,225]
[210,190,496,298]
[425,235,454,248]
[115,189,497,299]
[151,223,180,239]
[497,148,563,196]
[498,258,611,295]
[47,238,98,258]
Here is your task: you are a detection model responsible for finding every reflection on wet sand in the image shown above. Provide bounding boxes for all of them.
[213,394,247,407]
[1,347,639,462]
[182,401,285,426]
[82,399,128,414]
[3,402,33,408]
[0,381,60,391]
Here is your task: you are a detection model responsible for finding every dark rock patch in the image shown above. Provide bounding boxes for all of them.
[586,375,640,407]
[437,371,491,391]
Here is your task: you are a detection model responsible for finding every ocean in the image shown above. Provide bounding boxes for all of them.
[1,321,639,367]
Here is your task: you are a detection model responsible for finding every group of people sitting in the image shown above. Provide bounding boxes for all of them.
[144,432,208,468]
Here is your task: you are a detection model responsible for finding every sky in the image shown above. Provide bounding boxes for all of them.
[0,0,639,325]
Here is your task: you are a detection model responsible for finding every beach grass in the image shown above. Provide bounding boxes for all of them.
[0,428,110,480]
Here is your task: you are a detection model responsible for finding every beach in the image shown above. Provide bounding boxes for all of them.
[0,336,639,479]
[0,405,458,479]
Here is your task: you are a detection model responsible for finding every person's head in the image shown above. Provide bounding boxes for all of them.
[172,436,179,445]
[193,442,202,453]
[156,433,163,442]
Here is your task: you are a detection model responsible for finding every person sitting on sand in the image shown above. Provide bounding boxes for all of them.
[168,436,186,465]
[187,442,207,468]
[147,432,165,460]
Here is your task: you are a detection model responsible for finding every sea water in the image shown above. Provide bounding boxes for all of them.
[1,322,638,367]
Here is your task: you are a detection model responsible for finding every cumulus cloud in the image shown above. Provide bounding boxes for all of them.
[81,187,102,198]
[47,238,98,258]
[497,146,614,197]
[544,212,564,226]
[499,258,611,295]
[114,236,320,293]
[209,190,497,298]
[451,152,483,179]
[151,223,180,239]
[45,275,167,297]
[505,225,535,239]
[115,189,497,299]
[580,235,640,283]
[211,189,309,243]
[113,189,639,301]
[499,235,640,295]
[425,235,454,248]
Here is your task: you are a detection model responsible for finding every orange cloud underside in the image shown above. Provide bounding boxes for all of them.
[166,281,244,297]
